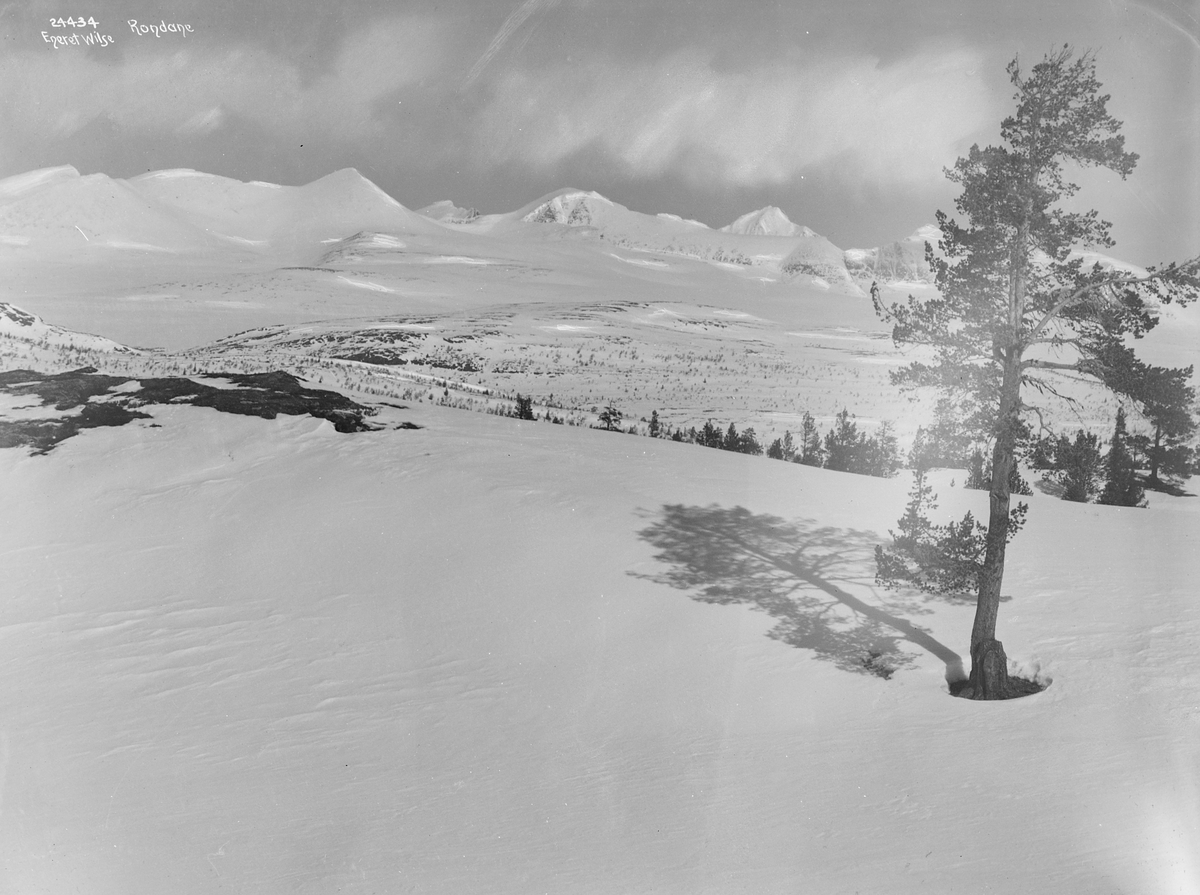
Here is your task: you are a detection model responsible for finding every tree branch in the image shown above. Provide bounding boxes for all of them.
[1021,358,1079,372]
[1025,260,1197,344]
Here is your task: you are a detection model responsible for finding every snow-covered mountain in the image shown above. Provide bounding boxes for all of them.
[131,167,446,250]
[0,301,138,354]
[489,189,862,291]
[0,165,1153,299]
[0,166,443,259]
[844,225,941,287]
[0,166,226,253]
[721,205,817,238]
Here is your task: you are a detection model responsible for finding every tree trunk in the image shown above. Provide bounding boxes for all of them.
[961,350,1022,698]
[1149,425,1163,485]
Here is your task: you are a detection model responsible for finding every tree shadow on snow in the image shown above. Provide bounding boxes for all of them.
[632,504,966,683]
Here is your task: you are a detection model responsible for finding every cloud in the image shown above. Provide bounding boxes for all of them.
[476,47,998,190]
[0,15,448,149]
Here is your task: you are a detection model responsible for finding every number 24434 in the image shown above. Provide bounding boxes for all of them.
[49,17,99,29]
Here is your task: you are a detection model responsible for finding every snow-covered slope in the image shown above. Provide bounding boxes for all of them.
[781,233,864,291]
[131,167,446,251]
[0,168,225,253]
[0,301,138,354]
[0,165,85,201]
[0,166,442,260]
[1,396,1196,894]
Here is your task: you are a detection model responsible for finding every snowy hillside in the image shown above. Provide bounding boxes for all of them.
[1,389,1197,894]
[0,167,226,254]
[0,302,138,355]
[0,166,443,260]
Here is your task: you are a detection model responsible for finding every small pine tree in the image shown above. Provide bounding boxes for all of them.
[598,405,622,431]
[1058,430,1104,502]
[965,444,1032,495]
[862,421,900,478]
[965,447,988,490]
[723,423,740,452]
[1137,366,1197,487]
[911,397,974,470]
[767,437,785,460]
[798,411,824,466]
[823,409,861,472]
[648,410,661,438]
[737,427,763,456]
[1098,407,1146,506]
[876,471,1027,594]
[817,411,897,477]
[909,426,932,472]
[514,394,535,420]
[781,430,797,462]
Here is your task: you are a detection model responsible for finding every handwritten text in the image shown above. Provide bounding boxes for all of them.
[127,20,193,37]
[43,31,114,48]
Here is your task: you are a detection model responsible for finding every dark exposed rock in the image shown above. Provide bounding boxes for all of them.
[0,368,384,453]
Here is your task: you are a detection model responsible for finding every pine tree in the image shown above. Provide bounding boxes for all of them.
[737,427,763,456]
[781,430,797,462]
[911,396,975,470]
[699,420,723,448]
[723,423,741,452]
[863,421,900,478]
[873,48,1199,698]
[823,409,861,472]
[1098,407,1145,506]
[514,394,535,420]
[964,447,988,490]
[1057,430,1103,502]
[797,412,824,466]
[876,470,1024,596]
[598,405,622,431]
[648,409,661,438]
[1134,365,1196,487]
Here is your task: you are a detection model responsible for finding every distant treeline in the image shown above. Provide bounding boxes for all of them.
[586,404,901,479]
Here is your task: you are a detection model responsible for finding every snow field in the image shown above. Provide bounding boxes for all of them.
[1,402,1197,894]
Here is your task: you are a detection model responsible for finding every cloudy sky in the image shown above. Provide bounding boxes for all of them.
[1,0,1197,262]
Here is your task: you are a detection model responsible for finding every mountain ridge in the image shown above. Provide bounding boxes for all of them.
[0,166,1142,289]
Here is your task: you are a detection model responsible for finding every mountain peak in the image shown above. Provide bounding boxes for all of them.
[0,165,82,201]
[521,190,614,226]
[721,206,815,238]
